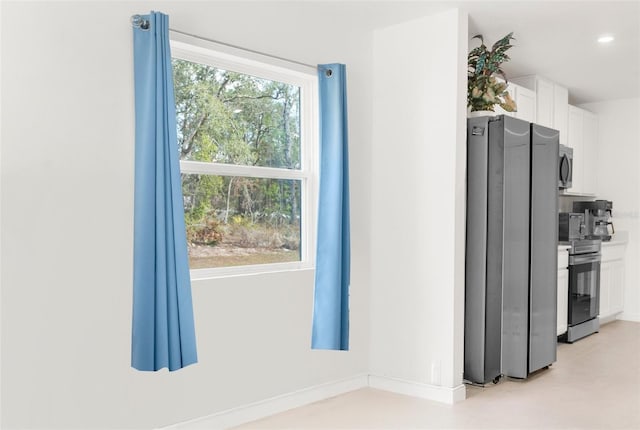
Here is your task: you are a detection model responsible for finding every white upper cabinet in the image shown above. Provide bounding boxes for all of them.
[514,85,536,123]
[492,79,515,116]
[535,78,555,127]
[582,110,598,194]
[553,85,569,147]
[567,105,598,195]
[493,82,536,123]
[568,105,585,193]
[502,76,597,195]
[511,75,568,141]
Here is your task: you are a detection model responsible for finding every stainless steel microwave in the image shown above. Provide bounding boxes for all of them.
[559,144,573,189]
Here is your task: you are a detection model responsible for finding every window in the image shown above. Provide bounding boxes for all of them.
[171,36,318,278]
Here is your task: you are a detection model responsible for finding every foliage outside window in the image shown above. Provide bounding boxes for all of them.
[171,42,316,275]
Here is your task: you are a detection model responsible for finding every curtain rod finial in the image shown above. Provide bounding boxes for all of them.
[131,14,150,30]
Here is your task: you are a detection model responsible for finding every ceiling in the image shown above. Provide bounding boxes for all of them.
[464,1,640,104]
[176,1,639,104]
[295,0,640,105]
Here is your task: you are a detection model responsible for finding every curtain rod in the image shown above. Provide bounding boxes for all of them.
[131,15,316,70]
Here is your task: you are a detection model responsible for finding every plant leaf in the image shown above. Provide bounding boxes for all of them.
[491,32,514,51]
[476,53,487,75]
[468,46,485,58]
[495,69,508,83]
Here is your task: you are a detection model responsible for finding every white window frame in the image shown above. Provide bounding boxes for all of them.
[170,33,319,280]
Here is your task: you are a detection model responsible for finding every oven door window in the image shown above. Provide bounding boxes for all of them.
[569,261,600,326]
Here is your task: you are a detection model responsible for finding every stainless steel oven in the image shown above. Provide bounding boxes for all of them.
[564,240,601,342]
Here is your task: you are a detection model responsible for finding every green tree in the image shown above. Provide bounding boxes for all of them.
[172,58,302,250]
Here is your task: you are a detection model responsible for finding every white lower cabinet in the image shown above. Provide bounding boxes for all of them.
[609,260,625,314]
[600,263,611,318]
[557,248,569,336]
[557,267,569,336]
[599,243,626,321]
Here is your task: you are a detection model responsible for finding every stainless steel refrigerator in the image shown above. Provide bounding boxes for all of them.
[464,115,558,384]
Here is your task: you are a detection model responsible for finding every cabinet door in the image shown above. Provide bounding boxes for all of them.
[557,268,569,336]
[568,106,584,193]
[515,86,536,123]
[582,110,598,194]
[553,85,569,147]
[536,78,554,128]
[610,260,625,314]
[599,261,612,318]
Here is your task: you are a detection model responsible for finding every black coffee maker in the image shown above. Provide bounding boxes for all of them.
[573,200,615,241]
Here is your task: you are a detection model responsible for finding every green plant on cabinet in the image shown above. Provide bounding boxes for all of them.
[468,32,517,113]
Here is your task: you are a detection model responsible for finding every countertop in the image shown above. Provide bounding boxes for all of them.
[601,231,628,246]
[557,231,628,251]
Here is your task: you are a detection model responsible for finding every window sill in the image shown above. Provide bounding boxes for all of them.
[190,262,314,282]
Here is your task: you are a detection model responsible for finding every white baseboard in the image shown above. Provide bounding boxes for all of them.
[599,314,619,325]
[368,374,466,404]
[159,374,368,429]
[159,373,467,429]
[618,312,640,322]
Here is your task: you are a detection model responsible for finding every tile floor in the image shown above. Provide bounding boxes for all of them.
[234,320,640,429]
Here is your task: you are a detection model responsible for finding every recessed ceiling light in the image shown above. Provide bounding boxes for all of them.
[598,35,615,44]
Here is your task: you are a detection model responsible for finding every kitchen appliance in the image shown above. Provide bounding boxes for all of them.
[465,115,558,383]
[558,212,585,241]
[560,239,601,343]
[558,144,573,189]
[573,200,615,241]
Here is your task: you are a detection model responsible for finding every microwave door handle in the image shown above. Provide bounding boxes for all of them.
[560,154,570,182]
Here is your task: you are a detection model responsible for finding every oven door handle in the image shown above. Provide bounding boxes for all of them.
[569,253,601,265]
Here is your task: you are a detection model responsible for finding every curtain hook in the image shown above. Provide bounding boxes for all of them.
[131,15,150,30]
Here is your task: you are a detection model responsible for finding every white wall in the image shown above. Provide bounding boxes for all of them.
[0,1,3,426]
[369,9,467,399]
[581,98,640,321]
[0,2,373,428]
